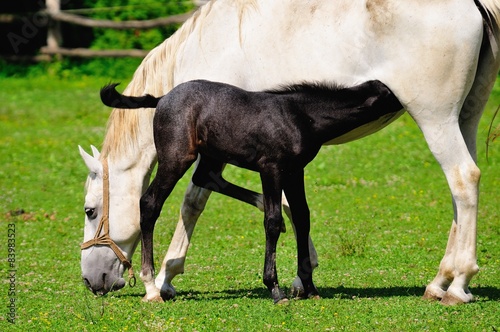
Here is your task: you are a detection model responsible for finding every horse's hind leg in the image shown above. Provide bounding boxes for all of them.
[415,113,481,305]
[422,42,499,305]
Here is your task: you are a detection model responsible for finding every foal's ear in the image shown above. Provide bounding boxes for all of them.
[78,145,102,175]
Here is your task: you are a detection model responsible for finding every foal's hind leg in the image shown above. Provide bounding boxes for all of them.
[260,168,288,303]
[192,156,263,207]
[195,161,322,290]
[283,170,319,299]
[192,155,319,295]
[282,194,319,298]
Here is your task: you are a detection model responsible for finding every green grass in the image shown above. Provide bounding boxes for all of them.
[0,74,499,331]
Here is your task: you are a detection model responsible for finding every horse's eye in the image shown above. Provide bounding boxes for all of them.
[85,208,97,220]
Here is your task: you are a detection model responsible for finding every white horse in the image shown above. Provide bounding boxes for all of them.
[79,0,500,305]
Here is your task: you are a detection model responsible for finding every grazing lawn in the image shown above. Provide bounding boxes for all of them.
[0,74,499,331]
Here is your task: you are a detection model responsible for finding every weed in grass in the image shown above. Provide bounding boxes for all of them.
[337,231,367,257]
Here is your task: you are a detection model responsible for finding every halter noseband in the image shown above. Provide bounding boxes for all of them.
[80,158,136,287]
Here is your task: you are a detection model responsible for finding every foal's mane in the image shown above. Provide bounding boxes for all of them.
[265,82,353,102]
[265,82,346,95]
[100,0,258,159]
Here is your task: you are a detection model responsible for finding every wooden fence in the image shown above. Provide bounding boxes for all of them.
[4,0,206,60]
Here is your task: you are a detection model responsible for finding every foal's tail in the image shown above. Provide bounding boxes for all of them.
[100,83,161,109]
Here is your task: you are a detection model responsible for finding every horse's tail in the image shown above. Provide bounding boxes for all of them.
[100,83,161,109]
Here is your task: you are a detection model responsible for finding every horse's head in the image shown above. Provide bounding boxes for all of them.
[78,146,141,295]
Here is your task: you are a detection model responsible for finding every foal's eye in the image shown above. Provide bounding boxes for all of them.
[85,208,97,220]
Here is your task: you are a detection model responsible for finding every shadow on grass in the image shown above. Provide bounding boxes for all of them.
[112,285,500,302]
[318,285,500,301]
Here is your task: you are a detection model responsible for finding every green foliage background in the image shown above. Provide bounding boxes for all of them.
[78,0,192,50]
[1,0,193,78]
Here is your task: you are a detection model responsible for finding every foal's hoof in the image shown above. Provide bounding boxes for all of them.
[293,291,321,301]
[271,286,288,304]
[290,277,305,299]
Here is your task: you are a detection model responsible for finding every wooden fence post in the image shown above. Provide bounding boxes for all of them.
[46,0,62,51]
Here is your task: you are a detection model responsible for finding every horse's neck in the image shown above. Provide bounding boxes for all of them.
[99,0,210,167]
[100,41,173,171]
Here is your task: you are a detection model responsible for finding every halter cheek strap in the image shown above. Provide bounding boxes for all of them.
[80,158,136,287]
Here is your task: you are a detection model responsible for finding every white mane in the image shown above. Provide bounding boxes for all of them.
[101,0,258,159]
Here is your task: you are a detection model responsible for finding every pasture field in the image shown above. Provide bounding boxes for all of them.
[0,74,499,331]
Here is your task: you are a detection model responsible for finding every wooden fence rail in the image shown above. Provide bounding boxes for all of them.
[43,0,202,58]
[46,9,195,30]
[3,0,203,60]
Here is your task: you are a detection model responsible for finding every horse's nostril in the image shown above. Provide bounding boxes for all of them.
[82,277,92,289]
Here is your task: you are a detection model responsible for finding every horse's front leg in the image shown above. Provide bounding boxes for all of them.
[260,170,288,303]
[154,180,212,300]
[283,170,319,299]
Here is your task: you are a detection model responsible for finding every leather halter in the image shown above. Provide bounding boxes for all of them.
[80,158,136,287]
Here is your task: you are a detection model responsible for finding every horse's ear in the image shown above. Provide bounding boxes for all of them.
[79,145,102,175]
[90,145,100,159]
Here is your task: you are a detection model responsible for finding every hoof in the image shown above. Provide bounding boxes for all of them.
[142,294,164,303]
[271,286,287,304]
[290,277,305,298]
[290,277,320,300]
[440,291,473,306]
[423,284,446,301]
[276,298,289,305]
[293,292,321,301]
[422,290,441,302]
[160,286,177,301]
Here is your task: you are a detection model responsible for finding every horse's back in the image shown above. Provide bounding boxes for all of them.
[175,0,484,116]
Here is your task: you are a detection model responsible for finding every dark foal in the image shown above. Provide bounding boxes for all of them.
[100,79,403,303]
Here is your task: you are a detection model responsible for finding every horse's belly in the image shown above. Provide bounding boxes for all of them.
[326,109,405,145]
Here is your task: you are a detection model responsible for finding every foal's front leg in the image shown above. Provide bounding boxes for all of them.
[140,161,194,302]
[260,170,288,303]
[140,176,169,302]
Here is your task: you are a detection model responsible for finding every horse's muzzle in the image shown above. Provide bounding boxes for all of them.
[82,274,126,296]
